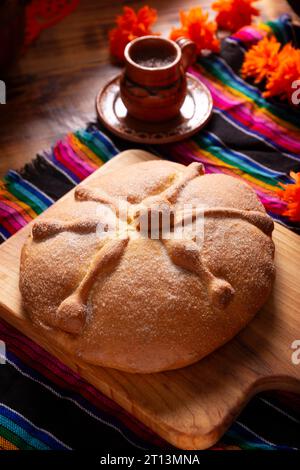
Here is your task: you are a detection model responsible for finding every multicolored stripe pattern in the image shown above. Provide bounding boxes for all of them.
[0,16,300,450]
[0,128,118,243]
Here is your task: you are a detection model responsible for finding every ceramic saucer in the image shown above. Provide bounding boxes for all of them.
[96,73,213,145]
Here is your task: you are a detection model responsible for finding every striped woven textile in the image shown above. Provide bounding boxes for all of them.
[0,15,300,450]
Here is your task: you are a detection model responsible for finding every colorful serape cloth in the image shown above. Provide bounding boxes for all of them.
[1,15,300,450]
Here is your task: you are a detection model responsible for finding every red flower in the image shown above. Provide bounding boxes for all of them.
[264,44,300,101]
[109,6,158,62]
[277,172,300,222]
[212,0,259,32]
[170,7,219,55]
[242,36,300,102]
[241,36,281,84]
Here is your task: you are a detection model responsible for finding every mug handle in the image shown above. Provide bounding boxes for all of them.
[175,37,197,71]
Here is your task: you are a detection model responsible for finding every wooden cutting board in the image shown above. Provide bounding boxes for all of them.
[0,149,299,450]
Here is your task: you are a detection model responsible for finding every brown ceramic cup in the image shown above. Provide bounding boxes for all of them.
[120,36,197,123]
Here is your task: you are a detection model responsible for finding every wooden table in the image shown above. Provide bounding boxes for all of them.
[0,0,296,178]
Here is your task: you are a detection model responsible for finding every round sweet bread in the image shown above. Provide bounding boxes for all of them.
[20,160,275,373]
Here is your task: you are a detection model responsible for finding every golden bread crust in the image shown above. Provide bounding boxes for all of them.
[20,160,275,373]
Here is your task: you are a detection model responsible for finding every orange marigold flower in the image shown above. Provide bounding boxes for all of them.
[170,7,220,55]
[277,172,300,222]
[264,44,300,100]
[109,6,158,62]
[241,35,281,84]
[212,0,259,32]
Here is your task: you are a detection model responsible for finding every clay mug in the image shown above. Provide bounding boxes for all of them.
[120,36,197,123]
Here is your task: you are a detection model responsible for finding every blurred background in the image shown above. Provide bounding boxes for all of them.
[0,0,299,177]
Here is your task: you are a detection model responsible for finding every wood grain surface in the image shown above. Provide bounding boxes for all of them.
[0,0,297,177]
[0,149,299,450]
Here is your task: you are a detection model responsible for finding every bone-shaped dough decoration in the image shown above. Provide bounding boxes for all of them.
[31,162,273,334]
